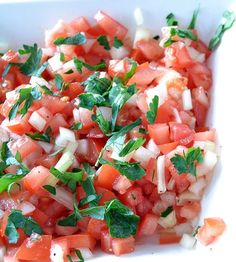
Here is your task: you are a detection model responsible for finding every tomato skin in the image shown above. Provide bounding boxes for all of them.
[63,234,96,250]
[169,122,195,145]
[101,229,113,253]
[145,158,157,185]
[23,166,51,193]
[120,187,143,207]
[87,218,107,240]
[148,123,170,145]
[158,141,179,154]
[6,116,32,135]
[197,218,226,246]
[136,39,164,61]
[180,201,201,220]
[188,62,212,90]
[138,213,159,236]
[174,173,190,194]
[159,232,181,244]
[96,164,120,190]
[111,236,135,256]
[94,11,128,40]
[95,186,117,205]
[15,235,52,261]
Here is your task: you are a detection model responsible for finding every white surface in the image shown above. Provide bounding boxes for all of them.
[0,0,236,261]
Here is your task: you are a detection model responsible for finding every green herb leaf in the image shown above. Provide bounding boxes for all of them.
[70,122,83,130]
[170,147,203,177]
[192,225,201,237]
[75,249,84,262]
[0,174,24,193]
[105,199,140,238]
[5,209,42,244]
[146,95,159,124]
[78,93,107,110]
[138,127,148,134]
[113,36,123,48]
[109,82,136,130]
[96,118,141,164]
[209,10,236,51]
[80,176,100,207]
[60,52,65,62]
[55,74,67,91]
[50,167,83,192]
[97,35,110,50]
[74,57,106,73]
[18,44,43,76]
[92,109,111,134]
[53,33,87,46]
[124,60,137,81]
[80,206,105,220]
[26,127,52,143]
[119,138,146,157]
[166,13,178,26]
[188,5,200,29]
[43,185,56,195]
[160,206,173,217]
[40,85,54,96]
[48,148,64,157]
[8,86,42,120]
[175,28,198,41]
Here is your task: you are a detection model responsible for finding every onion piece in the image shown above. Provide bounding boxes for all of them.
[189,178,207,196]
[145,83,168,108]
[158,211,177,228]
[179,233,196,249]
[48,53,63,72]
[28,111,47,132]
[77,139,90,156]
[0,246,6,262]
[174,223,193,236]
[97,107,112,122]
[37,141,53,154]
[196,151,217,176]
[110,46,129,59]
[30,76,51,89]
[51,186,73,210]
[59,127,76,142]
[187,46,205,63]
[50,243,64,262]
[133,26,152,47]
[182,89,193,110]
[176,191,201,205]
[146,139,160,157]
[156,155,166,194]
[19,201,36,215]
[134,7,144,26]
[64,141,78,154]
[55,151,74,173]
[133,146,156,168]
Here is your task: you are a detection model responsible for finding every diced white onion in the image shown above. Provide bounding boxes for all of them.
[196,151,217,176]
[145,83,168,107]
[0,126,9,146]
[192,86,209,107]
[77,139,90,156]
[83,39,96,53]
[78,248,93,260]
[174,223,193,236]
[51,186,73,210]
[62,59,76,72]
[187,46,205,63]
[19,201,36,215]
[126,93,138,106]
[156,155,166,194]
[30,76,51,89]
[160,191,176,206]
[133,26,152,47]
[110,46,129,60]
[55,134,69,148]
[133,146,156,168]
[146,139,160,157]
[176,191,201,205]
[48,53,63,72]
[167,177,176,191]
[97,107,112,122]
[59,127,76,143]
[28,111,47,132]
[50,244,64,262]
[37,141,53,154]
[180,233,196,249]
[55,151,74,173]
[134,7,144,26]
[0,246,6,262]
[167,145,188,159]
[158,211,177,228]
[172,108,182,123]
[182,89,193,110]
[64,141,78,154]
[189,178,207,196]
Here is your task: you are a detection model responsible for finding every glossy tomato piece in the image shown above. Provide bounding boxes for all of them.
[96,164,120,190]
[111,236,135,256]
[169,122,195,145]
[148,123,170,145]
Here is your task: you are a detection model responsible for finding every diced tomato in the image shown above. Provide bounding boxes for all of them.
[39,95,69,115]
[15,235,52,261]
[61,82,83,100]
[174,173,190,193]
[159,232,181,244]
[191,39,211,59]
[138,213,159,236]
[159,141,179,154]
[112,175,133,195]
[96,164,120,190]
[95,186,117,205]
[194,129,215,142]
[180,202,201,220]
[8,136,42,159]
[70,16,91,32]
[87,218,107,240]
[31,208,49,228]
[108,59,129,78]
[6,116,31,135]
[169,122,195,145]
[2,50,19,62]
[50,113,69,134]
[94,11,128,40]
[136,39,164,61]
[120,186,143,207]
[23,166,51,193]
[193,100,208,127]
[111,236,135,256]
[156,99,177,123]
[197,217,226,246]
[52,237,69,261]
[188,62,212,90]
[101,229,113,253]
[148,123,170,145]
[63,234,96,250]
[136,197,153,216]
[145,158,157,185]
[36,155,59,169]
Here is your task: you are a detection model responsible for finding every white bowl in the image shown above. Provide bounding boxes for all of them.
[0,0,236,261]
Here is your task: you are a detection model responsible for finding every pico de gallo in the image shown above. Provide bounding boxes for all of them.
[0,8,234,261]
